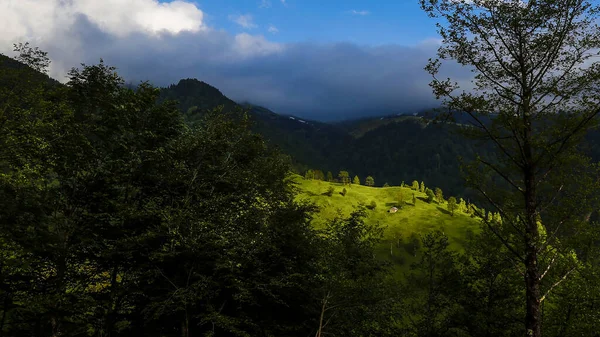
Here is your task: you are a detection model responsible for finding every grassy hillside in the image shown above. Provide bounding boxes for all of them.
[293,175,481,275]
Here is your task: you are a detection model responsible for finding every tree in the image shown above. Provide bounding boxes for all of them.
[317,209,400,336]
[353,175,361,185]
[425,188,435,203]
[420,1,600,335]
[327,171,333,182]
[340,187,347,196]
[405,231,460,336]
[305,169,315,180]
[420,181,425,192]
[338,171,350,185]
[314,169,325,181]
[435,187,444,204]
[365,176,375,187]
[383,182,390,187]
[398,191,405,208]
[412,180,419,190]
[458,198,467,213]
[367,200,377,210]
[447,197,457,216]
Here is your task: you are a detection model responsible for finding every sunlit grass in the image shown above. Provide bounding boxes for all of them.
[292,174,481,276]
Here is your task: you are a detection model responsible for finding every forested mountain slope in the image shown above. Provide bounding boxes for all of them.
[158,78,484,197]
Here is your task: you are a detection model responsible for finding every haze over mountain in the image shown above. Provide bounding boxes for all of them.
[0,0,474,120]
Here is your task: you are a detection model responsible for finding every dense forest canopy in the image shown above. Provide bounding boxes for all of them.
[1,0,600,335]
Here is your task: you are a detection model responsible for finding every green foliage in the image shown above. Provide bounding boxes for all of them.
[420,0,600,335]
[412,193,417,205]
[435,187,444,204]
[305,169,315,180]
[447,196,457,216]
[353,175,360,185]
[365,175,375,187]
[425,188,435,203]
[327,171,333,182]
[412,180,419,190]
[338,170,350,185]
[314,169,325,180]
[317,209,400,336]
[340,187,347,196]
[0,53,406,337]
[420,181,425,193]
[323,186,335,197]
[404,231,460,336]
[383,182,390,187]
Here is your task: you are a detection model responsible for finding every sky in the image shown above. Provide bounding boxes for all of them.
[0,0,472,121]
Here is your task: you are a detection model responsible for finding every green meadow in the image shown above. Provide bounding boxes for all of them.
[292,175,481,275]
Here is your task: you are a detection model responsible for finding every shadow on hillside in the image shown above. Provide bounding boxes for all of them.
[417,196,428,202]
[436,206,451,215]
[385,202,413,207]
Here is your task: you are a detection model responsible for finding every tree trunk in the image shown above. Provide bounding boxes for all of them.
[524,240,541,337]
[524,122,541,337]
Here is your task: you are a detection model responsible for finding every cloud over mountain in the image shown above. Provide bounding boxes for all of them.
[0,0,472,120]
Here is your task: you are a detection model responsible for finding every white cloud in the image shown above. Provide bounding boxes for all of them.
[259,0,271,8]
[268,25,279,34]
[0,0,472,120]
[0,0,204,42]
[229,14,258,29]
[350,10,370,16]
[233,33,283,57]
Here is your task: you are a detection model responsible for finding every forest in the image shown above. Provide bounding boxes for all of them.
[2,0,600,336]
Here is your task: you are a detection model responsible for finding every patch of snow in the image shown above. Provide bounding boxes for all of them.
[298,119,307,124]
[289,116,295,120]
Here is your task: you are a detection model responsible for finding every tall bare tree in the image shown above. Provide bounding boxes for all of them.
[419,1,600,336]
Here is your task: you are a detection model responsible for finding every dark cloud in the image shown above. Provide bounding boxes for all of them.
[46,15,473,121]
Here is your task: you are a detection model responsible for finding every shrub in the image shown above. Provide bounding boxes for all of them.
[340,188,347,196]
[366,200,377,210]
[322,186,334,197]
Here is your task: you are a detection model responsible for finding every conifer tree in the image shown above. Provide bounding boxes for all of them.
[447,197,457,216]
[353,175,360,185]
[365,176,375,187]
[420,1,600,334]
[435,187,444,204]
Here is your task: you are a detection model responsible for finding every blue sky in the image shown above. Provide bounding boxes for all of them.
[1,0,468,120]
[193,0,438,45]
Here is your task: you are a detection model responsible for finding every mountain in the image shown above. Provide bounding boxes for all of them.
[159,79,353,174]
[158,78,484,199]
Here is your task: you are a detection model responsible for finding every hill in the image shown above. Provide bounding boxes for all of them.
[292,175,481,275]
[158,78,484,198]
